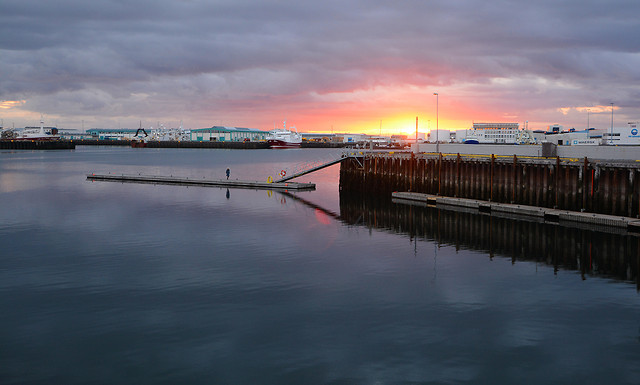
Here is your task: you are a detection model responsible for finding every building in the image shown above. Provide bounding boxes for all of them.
[58,129,94,140]
[427,130,451,143]
[190,126,268,142]
[458,123,521,144]
[543,128,601,146]
[86,128,140,140]
[601,122,640,145]
[302,133,336,142]
[531,122,640,146]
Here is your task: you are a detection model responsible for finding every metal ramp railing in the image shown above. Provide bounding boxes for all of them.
[274,149,364,183]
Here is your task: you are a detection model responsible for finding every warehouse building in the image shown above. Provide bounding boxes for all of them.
[191,126,268,142]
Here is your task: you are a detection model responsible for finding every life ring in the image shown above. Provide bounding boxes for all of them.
[267,176,273,183]
[280,170,286,177]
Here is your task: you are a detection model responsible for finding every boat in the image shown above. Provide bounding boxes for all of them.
[267,121,302,149]
[15,116,60,141]
[149,121,191,141]
[131,125,148,148]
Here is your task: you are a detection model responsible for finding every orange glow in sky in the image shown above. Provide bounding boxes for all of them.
[0,100,25,110]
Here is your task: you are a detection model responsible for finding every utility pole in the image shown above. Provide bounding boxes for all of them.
[610,102,614,145]
[433,93,439,153]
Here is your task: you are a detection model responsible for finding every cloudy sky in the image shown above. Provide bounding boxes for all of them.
[1,0,639,134]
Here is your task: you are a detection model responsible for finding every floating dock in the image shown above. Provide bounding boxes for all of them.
[392,191,640,232]
[87,173,315,191]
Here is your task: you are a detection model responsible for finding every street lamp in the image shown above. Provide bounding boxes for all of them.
[610,102,614,145]
[433,92,439,153]
[586,108,590,131]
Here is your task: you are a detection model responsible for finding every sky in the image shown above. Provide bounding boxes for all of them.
[1,0,639,135]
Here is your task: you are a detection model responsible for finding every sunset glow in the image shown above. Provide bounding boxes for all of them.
[0,100,25,110]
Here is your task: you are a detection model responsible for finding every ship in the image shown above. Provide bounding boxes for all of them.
[267,121,302,149]
[131,125,148,148]
[15,116,60,141]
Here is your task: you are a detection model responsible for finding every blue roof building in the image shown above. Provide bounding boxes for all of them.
[190,126,268,142]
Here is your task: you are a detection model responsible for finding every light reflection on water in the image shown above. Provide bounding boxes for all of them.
[0,146,639,384]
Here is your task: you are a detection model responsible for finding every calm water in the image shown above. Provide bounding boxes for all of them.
[1,146,639,384]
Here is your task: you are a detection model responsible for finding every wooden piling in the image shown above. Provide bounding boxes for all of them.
[340,152,640,218]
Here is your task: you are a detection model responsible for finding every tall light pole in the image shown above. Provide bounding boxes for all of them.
[433,92,439,153]
[586,108,590,131]
[610,102,614,145]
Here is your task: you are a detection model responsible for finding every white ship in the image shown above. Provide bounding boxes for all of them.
[16,116,60,141]
[267,121,302,149]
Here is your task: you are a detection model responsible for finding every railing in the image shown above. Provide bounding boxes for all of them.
[274,149,365,182]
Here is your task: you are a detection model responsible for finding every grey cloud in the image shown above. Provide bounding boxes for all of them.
[1,0,639,127]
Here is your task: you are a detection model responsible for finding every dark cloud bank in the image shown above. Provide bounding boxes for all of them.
[1,0,639,128]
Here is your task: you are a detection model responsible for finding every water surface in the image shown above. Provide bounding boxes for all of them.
[1,146,639,384]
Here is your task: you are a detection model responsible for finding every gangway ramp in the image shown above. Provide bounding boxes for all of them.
[275,150,364,183]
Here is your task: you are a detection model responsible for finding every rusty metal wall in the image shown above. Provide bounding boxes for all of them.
[340,153,640,218]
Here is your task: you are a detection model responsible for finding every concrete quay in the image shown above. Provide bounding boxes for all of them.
[414,142,640,162]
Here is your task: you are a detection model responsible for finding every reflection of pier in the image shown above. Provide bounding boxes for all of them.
[339,192,640,289]
[279,191,341,220]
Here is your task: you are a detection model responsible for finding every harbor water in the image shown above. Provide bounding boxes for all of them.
[1,146,639,384]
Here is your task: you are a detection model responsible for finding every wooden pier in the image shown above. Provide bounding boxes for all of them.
[87,173,315,190]
[340,152,640,218]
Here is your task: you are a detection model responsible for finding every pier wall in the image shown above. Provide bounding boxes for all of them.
[340,152,640,218]
[0,140,75,150]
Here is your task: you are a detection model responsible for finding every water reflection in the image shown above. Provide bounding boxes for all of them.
[334,191,639,289]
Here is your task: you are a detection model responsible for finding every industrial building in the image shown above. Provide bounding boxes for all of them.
[86,128,140,140]
[190,126,268,142]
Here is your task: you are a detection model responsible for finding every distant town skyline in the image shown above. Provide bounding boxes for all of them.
[2,0,639,135]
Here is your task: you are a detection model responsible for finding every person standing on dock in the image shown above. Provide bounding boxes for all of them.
[226,168,230,180]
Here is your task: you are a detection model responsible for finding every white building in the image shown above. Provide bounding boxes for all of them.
[457,123,522,144]
[427,129,451,143]
[538,122,640,146]
[602,122,640,145]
